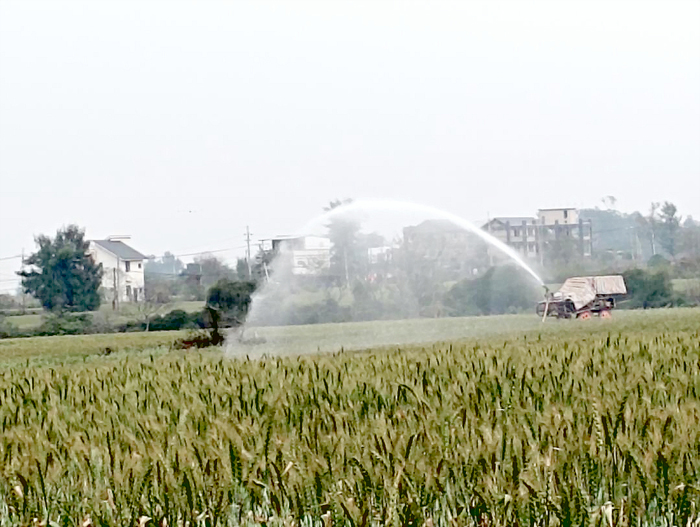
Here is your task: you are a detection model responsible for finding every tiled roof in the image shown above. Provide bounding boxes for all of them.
[91,240,146,260]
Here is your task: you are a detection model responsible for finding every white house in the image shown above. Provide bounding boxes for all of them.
[89,237,147,304]
[261,235,332,276]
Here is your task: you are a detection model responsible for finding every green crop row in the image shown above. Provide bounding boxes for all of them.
[1,310,700,526]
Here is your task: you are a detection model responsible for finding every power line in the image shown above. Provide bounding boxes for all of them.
[0,245,249,266]
[148,245,248,260]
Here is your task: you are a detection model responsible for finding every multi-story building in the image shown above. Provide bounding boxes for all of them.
[482,216,540,259]
[482,208,593,262]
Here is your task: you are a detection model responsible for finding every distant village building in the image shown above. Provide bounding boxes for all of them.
[537,207,579,226]
[260,235,332,276]
[482,207,593,262]
[89,237,146,305]
[482,216,540,259]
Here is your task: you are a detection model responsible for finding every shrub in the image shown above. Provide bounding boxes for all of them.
[145,309,201,332]
[622,268,678,308]
[36,313,97,336]
[206,279,256,326]
[444,265,541,316]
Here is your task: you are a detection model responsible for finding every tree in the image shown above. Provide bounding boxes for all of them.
[324,199,363,286]
[444,265,539,316]
[206,279,256,326]
[195,255,236,290]
[600,195,617,210]
[145,251,184,276]
[236,258,249,281]
[125,300,171,331]
[658,201,681,259]
[622,268,675,309]
[679,217,700,261]
[647,202,660,256]
[580,207,647,261]
[18,225,103,312]
[144,252,186,302]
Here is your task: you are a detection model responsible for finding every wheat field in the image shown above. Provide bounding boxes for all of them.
[1,309,700,526]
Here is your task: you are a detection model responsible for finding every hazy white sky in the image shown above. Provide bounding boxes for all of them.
[1,0,699,289]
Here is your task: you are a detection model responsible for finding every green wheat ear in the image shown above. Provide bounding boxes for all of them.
[1,310,700,525]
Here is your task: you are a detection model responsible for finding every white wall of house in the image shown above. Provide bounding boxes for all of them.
[265,236,332,276]
[88,243,145,303]
[538,208,579,225]
[289,237,331,275]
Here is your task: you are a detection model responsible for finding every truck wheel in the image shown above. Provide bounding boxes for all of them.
[577,311,592,320]
[600,310,612,319]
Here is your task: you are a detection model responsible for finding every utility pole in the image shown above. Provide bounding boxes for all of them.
[113,268,118,310]
[244,226,252,278]
[113,257,120,311]
[20,248,26,314]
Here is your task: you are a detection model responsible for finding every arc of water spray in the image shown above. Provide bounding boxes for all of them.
[302,198,544,285]
[240,198,545,339]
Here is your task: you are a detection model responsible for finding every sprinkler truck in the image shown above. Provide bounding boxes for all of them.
[537,275,627,320]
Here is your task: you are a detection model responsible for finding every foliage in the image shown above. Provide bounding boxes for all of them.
[204,279,256,344]
[445,265,540,316]
[580,208,646,260]
[580,201,700,264]
[144,274,178,304]
[194,255,237,290]
[1,310,700,525]
[622,268,677,308]
[144,252,186,303]
[144,251,184,277]
[325,199,363,286]
[659,201,681,258]
[658,201,682,258]
[0,294,20,311]
[206,279,256,324]
[18,225,103,312]
[0,315,17,339]
[34,312,97,336]
[647,253,670,269]
[679,218,700,262]
[143,309,196,332]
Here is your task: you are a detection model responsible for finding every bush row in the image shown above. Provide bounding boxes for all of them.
[0,309,209,339]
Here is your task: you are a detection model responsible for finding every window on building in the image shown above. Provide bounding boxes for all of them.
[126,285,132,298]
[138,262,142,269]
[125,261,131,272]
[564,210,568,219]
